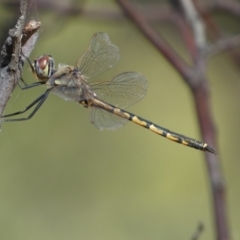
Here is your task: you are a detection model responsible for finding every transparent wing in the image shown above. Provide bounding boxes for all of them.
[89,72,148,130]
[52,86,81,101]
[77,32,119,79]
[91,72,148,109]
[90,107,128,130]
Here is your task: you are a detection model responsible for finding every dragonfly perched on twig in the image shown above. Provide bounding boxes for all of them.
[0,32,216,154]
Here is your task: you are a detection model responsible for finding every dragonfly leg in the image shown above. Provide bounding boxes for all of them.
[1,88,51,122]
[21,53,35,74]
[18,77,45,90]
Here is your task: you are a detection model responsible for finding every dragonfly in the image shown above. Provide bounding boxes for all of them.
[0,32,216,154]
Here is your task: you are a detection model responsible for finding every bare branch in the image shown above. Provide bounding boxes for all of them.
[116,0,193,84]
[115,1,229,240]
[212,0,240,17]
[0,0,41,123]
[207,34,240,56]
[180,0,207,51]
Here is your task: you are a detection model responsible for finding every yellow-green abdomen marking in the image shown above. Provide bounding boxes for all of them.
[94,100,216,154]
[124,109,216,154]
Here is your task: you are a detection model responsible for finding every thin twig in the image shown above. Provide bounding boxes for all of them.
[211,0,240,17]
[207,34,240,56]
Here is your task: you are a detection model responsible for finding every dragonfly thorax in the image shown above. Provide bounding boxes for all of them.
[33,55,55,81]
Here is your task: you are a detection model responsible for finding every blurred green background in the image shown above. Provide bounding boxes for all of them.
[1,0,240,239]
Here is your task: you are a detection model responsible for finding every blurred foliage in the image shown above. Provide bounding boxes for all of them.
[0,0,240,240]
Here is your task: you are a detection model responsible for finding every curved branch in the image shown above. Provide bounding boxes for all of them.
[115,1,229,240]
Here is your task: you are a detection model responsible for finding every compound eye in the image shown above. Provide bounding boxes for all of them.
[34,55,55,80]
[37,55,49,71]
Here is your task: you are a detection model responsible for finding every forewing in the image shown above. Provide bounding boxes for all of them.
[77,32,119,79]
[91,72,148,109]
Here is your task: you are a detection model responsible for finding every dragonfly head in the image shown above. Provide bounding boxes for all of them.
[33,55,55,81]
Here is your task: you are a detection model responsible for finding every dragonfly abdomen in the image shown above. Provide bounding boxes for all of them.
[109,105,216,154]
[91,95,216,154]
